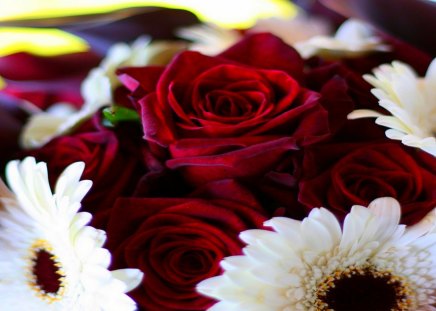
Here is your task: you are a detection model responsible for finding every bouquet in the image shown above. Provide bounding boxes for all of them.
[0,3,434,311]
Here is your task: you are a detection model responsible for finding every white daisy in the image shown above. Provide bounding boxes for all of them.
[348,59,436,156]
[198,197,436,310]
[295,19,390,59]
[0,157,143,311]
[20,37,186,149]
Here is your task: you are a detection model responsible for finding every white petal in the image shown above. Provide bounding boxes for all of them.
[111,269,144,292]
[347,109,384,119]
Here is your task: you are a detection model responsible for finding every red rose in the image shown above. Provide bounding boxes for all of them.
[27,119,147,226]
[105,180,267,310]
[119,33,339,185]
[304,60,388,142]
[299,142,436,224]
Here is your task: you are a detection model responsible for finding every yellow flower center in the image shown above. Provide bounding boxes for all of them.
[315,265,415,311]
[27,239,66,303]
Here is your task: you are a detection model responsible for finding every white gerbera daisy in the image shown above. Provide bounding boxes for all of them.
[20,37,186,149]
[295,19,389,59]
[198,197,436,310]
[348,59,436,156]
[0,157,143,311]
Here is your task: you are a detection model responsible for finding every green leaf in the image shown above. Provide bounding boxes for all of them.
[102,106,140,127]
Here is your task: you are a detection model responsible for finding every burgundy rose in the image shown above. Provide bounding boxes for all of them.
[105,180,267,310]
[119,33,340,185]
[304,59,388,142]
[299,142,436,224]
[27,119,147,226]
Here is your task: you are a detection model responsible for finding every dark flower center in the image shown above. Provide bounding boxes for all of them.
[315,266,413,311]
[29,240,66,302]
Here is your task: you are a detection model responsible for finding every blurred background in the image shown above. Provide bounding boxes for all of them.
[0,0,434,57]
[0,0,297,56]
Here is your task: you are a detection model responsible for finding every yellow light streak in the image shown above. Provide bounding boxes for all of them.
[0,28,88,57]
[0,0,296,56]
[0,0,296,28]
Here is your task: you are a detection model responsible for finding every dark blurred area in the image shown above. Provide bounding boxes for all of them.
[0,8,199,56]
[61,8,199,56]
[293,0,346,27]
[295,0,436,56]
[0,93,25,166]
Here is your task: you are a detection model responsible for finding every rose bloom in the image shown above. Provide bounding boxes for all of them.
[27,117,148,227]
[299,141,436,224]
[105,180,267,311]
[119,33,345,186]
[251,36,433,220]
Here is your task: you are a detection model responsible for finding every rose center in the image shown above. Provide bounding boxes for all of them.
[29,239,66,302]
[315,266,413,311]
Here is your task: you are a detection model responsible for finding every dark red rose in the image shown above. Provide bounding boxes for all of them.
[122,33,327,145]
[0,51,100,109]
[27,118,147,227]
[119,33,342,185]
[239,36,431,219]
[299,142,436,224]
[105,180,267,311]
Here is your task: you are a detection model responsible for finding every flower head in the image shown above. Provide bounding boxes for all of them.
[295,19,389,59]
[0,157,143,311]
[198,197,436,310]
[348,59,436,156]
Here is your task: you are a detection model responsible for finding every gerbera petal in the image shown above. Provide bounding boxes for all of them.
[426,59,436,79]
[401,209,436,245]
[385,128,406,140]
[111,269,144,292]
[402,135,436,156]
[347,109,384,119]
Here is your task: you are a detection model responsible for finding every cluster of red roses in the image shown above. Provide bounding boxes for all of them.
[0,27,434,310]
